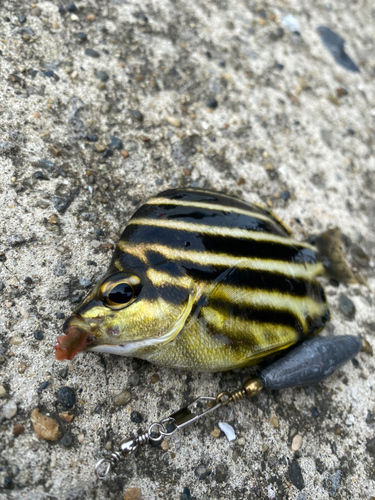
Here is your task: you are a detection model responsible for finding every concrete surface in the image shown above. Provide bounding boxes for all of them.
[0,0,375,499]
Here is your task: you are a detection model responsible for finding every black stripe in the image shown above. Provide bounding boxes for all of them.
[203,299,305,335]
[144,249,326,302]
[124,223,317,264]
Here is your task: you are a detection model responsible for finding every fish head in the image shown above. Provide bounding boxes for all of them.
[55,266,196,361]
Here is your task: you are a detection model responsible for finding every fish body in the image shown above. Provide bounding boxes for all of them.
[56,189,330,371]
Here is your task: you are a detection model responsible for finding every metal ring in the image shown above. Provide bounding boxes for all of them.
[95,458,112,479]
[215,391,231,405]
[148,422,165,442]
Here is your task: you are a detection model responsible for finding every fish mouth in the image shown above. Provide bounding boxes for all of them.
[55,317,98,361]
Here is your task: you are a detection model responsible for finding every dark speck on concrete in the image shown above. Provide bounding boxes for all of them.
[86,133,98,142]
[86,260,97,266]
[312,407,319,417]
[128,373,140,386]
[85,48,100,58]
[38,158,55,171]
[280,190,290,201]
[339,294,356,319]
[56,312,65,319]
[18,14,27,24]
[70,294,82,304]
[130,411,143,423]
[25,277,33,285]
[289,461,305,490]
[96,228,105,237]
[132,110,144,121]
[195,464,208,480]
[59,367,68,379]
[0,281,5,292]
[317,26,360,73]
[58,6,66,15]
[34,330,44,340]
[102,149,113,158]
[366,437,375,456]
[37,381,50,394]
[57,386,76,409]
[3,477,13,489]
[34,171,49,180]
[76,32,87,42]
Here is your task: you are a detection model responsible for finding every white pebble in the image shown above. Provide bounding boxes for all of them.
[237,437,246,446]
[166,116,181,128]
[91,240,101,248]
[218,422,236,442]
[291,434,303,451]
[70,14,79,21]
[0,385,6,398]
[2,400,17,419]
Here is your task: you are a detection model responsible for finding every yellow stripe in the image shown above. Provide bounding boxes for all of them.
[128,217,315,250]
[200,306,300,347]
[118,241,324,279]
[145,197,279,227]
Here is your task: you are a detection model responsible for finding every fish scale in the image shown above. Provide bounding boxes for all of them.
[56,188,331,371]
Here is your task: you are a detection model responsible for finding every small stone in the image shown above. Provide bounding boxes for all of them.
[57,386,76,409]
[351,244,369,268]
[31,7,42,16]
[17,362,27,374]
[101,103,111,114]
[2,400,17,419]
[132,110,144,122]
[10,337,23,346]
[128,373,140,386]
[0,385,6,398]
[78,433,85,443]
[96,70,109,82]
[207,99,218,109]
[59,411,74,423]
[91,240,101,248]
[211,426,221,438]
[271,416,279,428]
[18,14,27,23]
[76,32,87,42]
[180,487,191,500]
[94,143,105,152]
[85,48,100,58]
[109,136,123,150]
[366,437,375,456]
[130,411,143,423]
[195,464,208,480]
[289,461,305,491]
[34,171,49,180]
[291,434,303,451]
[124,142,138,152]
[0,141,17,154]
[66,3,77,12]
[121,150,129,158]
[13,423,25,436]
[167,116,181,128]
[339,294,356,319]
[123,487,142,500]
[87,133,98,142]
[104,440,112,450]
[0,282,4,292]
[150,374,159,384]
[113,390,132,407]
[262,444,268,453]
[79,278,91,288]
[237,437,246,446]
[60,433,74,448]
[8,234,25,246]
[161,440,169,451]
[53,262,66,276]
[34,330,44,340]
[38,381,49,394]
[70,294,82,304]
[87,13,96,22]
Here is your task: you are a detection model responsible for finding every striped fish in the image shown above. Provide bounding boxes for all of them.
[55,188,330,371]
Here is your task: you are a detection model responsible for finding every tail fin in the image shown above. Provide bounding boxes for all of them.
[312,228,364,284]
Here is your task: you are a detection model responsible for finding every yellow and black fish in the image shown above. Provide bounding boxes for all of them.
[55,188,331,371]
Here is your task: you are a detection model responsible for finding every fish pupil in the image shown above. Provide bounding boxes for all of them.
[108,283,133,304]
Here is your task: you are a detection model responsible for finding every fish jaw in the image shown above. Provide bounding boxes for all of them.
[55,321,98,361]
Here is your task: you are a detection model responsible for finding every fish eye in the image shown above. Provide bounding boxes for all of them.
[100,275,141,309]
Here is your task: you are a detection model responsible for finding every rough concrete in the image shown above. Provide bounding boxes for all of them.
[0,0,374,499]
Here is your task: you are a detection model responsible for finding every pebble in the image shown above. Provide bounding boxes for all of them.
[18,362,27,373]
[351,244,369,268]
[96,70,109,82]
[34,330,44,340]
[75,32,87,42]
[13,423,25,436]
[150,374,159,384]
[85,48,100,58]
[94,143,105,153]
[130,411,143,423]
[2,401,17,419]
[317,26,360,73]
[281,14,300,33]
[207,99,218,109]
[31,408,61,441]
[60,433,74,448]
[160,440,169,451]
[195,464,208,480]
[339,294,356,319]
[78,433,85,443]
[366,437,375,456]
[0,385,6,398]
[38,158,55,171]
[66,3,77,12]
[53,262,67,276]
[289,461,305,491]
[91,240,101,248]
[31,7,41,16]
[0,281,4,292]
[312,407,319,417]
[128,373,140,386]
[113,389,132,406]
[57,387,76,409]
[211,426,221,438]
[237,437,246,446]
[79,278,91,287]
[18,14,26,23]
[124,142,138,151]
[123,488,142,500]
[181,487,191,500]
[132,110,144,122]
[8,234,25,246]
[34,171,49,180]
[101,103,111,114]
[59,412,74,423]
[291,434,303,451]
[167,116,181,128]
[271,416,279,428]
[38,381,50,394]
[70,294,82,304]
[87,133,98,142]
[10,337,23,346]
[109,135,123,150]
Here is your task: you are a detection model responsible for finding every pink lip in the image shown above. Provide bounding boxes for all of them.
[55,326,92,361]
